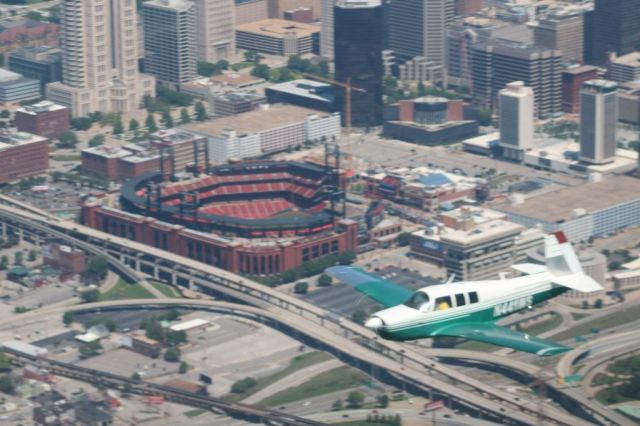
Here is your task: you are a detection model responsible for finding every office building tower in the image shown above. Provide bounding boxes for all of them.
[143,0,197,88]
[580,79,618,165]
[591,0,640,65]
[8,46,62,90]
[194,0,235,62]
[533,10,583,65]
[609,52,640,84]
[499,81,534,161]
[471,40,562,118]
[320,0,334,59]
[455,0,482,15]
[388,0,454,66]
[46,0,155,117]
[334,0,384,127]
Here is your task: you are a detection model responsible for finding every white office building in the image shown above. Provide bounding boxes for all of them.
[499,81,534,161]
[194,0,235,62]
[320,0,334,59]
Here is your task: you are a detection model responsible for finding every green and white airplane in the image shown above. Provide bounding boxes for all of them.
[327,232,602,356]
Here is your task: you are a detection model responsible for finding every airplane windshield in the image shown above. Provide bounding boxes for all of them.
[404,291,430,312]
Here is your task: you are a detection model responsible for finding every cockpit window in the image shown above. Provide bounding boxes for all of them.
[404,291,430,312]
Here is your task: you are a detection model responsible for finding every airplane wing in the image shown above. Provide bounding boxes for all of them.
[434,322,570,356]
[325,266,413,308]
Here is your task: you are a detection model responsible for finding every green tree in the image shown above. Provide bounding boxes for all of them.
[294,281,309,294]
[376,394,389,408]
[157,86,193,106]
[81,289,100,303]
[63,311,75,326]
[197,61,222,77]
[478,108,493,126]
[251,63,271,80]
[129,118,140,132]
[609,261,622,270]
[13,251,22,265]
[317,274,333,287]
[179,108,191,124]
[27,10,43,21]
[79,340,102,358]
[0,255,8,270]
[346,391,365,408]
[70,117,93,130]
[0,53,4,68]
[195,102,207,121]
[331,399,343,411]
[244,50,262,63]
[87,255,109,278]
[397,232,412,247]
[0,353,11,371]
[131,372,141,381]
[0,376,14,394]
[57,131,78,149]
[231,377,257,393]
[338,250,356,265]
[179,361,189,374]
[88,134,106,147]
[417,81,428,97]
[594,299,604,309]
[146,114,158,133]
[28,249,37,262]
[112,114,124,135]
[161,110,174,129]
[217,59,230,70]
[164,347,181,362]
[0,110,9,119]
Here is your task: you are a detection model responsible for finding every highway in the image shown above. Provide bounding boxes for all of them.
[0,199,604,425]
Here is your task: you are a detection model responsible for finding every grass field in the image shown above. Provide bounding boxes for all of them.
[230,62,253,71]
[100,279,156,301]
[571,312,591,321]
[183,409,207,418]
[551,304,640,341]
[149,280,181,298]
[257,365,370,408]
[52,154,81,162]
[225,351,332,402]
[520,313,563,336]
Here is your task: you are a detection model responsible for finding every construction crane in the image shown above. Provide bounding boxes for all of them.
[302,73,366,171]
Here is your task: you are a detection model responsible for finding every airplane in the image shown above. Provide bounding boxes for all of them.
[326,231,602,356]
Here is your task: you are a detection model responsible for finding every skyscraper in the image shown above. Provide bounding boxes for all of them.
[194,0,236,62]
[388,0,454,66]
[533,10,584,65]
[320,0,334,59]
[143,0,197,88]
[46,0,155,117]
[334,0,384,127]
[471,40,562,118]
[579,79,618,165]
[591,0,640,65]
[499,81,534,161]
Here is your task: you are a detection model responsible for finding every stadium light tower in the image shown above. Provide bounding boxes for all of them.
[303,73,365,171]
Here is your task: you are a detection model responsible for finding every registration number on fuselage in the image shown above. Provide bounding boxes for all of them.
[493,295,533,317]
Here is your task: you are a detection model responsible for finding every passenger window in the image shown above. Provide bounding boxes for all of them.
[469,292,479,304]
[455,293,466,307]
[435,296,452,311]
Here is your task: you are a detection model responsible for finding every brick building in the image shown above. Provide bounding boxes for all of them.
[42,243,86,274]
[0,131,49,184]
[82,201,358,276]
[81,143,173,181]
[14,101,70,139]
[561,65,599,113]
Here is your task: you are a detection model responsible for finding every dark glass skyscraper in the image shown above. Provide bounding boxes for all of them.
[591,0,640,65]
[334,0,384,127]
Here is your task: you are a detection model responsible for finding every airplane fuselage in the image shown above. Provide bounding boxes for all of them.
[371,273,568,342]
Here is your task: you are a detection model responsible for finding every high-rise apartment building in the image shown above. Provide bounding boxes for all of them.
[590,0,640,65]
[533,10,584,65]
[320,0,334,59]
[143,0,197,88]
[471,40,562,118]
[499,81,534,161]
[194,0,235,62]
[46,0,155,117]
[388,0,454,66]
[334,0,384,127]
[580,79,618,165]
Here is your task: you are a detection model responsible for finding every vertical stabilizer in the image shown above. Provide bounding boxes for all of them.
[545,231,602,292]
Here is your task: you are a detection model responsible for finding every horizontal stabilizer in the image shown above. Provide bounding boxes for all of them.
[511,263,547,275]
[552,273,602,293]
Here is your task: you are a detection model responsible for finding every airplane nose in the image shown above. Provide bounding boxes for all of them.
[365,317,383,329]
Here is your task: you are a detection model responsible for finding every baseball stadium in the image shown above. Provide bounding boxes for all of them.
[120,161,345,238]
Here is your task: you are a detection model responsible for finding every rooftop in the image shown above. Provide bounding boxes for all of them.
[150,129,204,145]
[181,104,331,136]
[210,73,265,87]
[562,64,599,75]
[144,0,193,11]
[0,131,47,150]
[236,19,319,38]
[495,175,640,223]
[336,0,382,8]
[81,145,131,159]
[0,68,22,83]
[612,52,640,68]
[17,101,67,115]
[267,79,335,102]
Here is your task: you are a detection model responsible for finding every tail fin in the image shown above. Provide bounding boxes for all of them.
[545,232,602,293]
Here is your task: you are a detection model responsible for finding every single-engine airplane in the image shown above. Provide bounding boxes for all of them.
[327,232,601,356]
